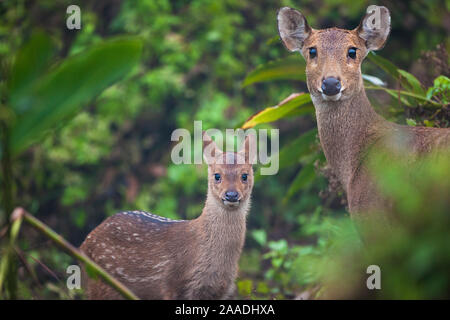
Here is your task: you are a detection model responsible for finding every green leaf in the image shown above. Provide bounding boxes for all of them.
[242,93,312,129]
[242,56,306,87]
[367,51,400,80]
[85,264,99,280]
[251,229,267,246]
[256,281,269,294]
[9,37,143,156]
[268,239,288,252]
[398,69,425,96]
[278,128,318,169]
[285,162,316,201]
[7,31,56,113]
[368,52,426,97]
[237,279,253,296]
[365,85,441,108]
[406,118,417,127]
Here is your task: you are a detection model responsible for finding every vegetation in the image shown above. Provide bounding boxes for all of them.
[0,0,448,299]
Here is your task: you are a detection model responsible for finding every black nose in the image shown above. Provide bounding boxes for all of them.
[224,191,239,202]
[321,77,341,96]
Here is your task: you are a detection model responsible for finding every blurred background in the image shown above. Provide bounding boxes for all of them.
[0,0,448,299]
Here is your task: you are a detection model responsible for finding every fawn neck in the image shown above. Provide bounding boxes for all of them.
[313,88,385,189]
[196,189,249,258]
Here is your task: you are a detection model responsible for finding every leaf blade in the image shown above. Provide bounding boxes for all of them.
[10,37,143,156]
[242,93,312,129]
[242,56,306,87]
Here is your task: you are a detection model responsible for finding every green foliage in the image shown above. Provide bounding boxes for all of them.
[242,56,306,87]
[7,35,143,156]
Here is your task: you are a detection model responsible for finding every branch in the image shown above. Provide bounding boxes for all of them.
[11,207,139,300]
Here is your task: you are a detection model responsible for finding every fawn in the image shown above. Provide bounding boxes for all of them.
[277,6,450,218]
[80,132,255,299]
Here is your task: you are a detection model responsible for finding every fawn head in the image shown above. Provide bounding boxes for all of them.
[277,5,390,102]
[203,132,255,210]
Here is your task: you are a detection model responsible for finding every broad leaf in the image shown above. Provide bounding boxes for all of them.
[398,69,426,96]
[242,56,306,87]
[367,51,400,80]
[368,52,426,97]
[7,31,56,113]
[242,93,312,129]
[278,128,318,169]
[285,162,316,201]
[10,37,143,156]
[365,85,440,108]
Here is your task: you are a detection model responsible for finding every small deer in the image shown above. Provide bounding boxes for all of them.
[277,6,450,218]
[80,132,255,299]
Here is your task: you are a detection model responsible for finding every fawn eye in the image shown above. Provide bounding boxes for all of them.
[348,47,357,59]
[241,174,248,182]
[309,47,317,59]
[214,173,221,182]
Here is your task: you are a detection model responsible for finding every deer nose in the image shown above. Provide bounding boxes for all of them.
[321,77,341,96]
[224,191,239,202]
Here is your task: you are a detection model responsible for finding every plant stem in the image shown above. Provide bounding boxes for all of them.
[0,109,18,299]
[12,207,139,300]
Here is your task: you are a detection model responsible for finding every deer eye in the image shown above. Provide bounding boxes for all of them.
[348,47,357,59]
[309,47,317,59]
[214,173,221,182]
[241,174,248,182]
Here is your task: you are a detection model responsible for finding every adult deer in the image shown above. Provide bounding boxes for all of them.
[277,6,449,219]
[80,132,255,299]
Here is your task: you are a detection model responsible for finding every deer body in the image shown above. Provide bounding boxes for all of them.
[80,133,255,299]
[278,6,450,217]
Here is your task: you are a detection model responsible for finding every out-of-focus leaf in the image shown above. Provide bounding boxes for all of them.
[10,37,143,156]
[251,229,267,246]
[7,31,56,113]
[365,86,441,107]
[368,52,426,97]
[398,69,426,96]
[237,279,253,296]
[242,93,312,129]
[242,56,306,87]
[362,74,386,87]
[367,51,400,80]
[278,128,318,169]
[285,162,316,202]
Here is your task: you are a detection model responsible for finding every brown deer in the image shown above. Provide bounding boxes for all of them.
[80,132,255,299]
[277,6,450,219]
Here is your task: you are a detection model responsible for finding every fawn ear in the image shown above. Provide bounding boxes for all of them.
[277,7,312,53]
[239,132,257,164]
[203,131,220,164]
[356,5,391,51]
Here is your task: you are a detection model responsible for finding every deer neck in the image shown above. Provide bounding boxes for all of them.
[195,191,249,270]
[312,87,386,189]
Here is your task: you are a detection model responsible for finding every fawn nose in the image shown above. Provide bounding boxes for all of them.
[224,191,239,202]
[321,77,341,96]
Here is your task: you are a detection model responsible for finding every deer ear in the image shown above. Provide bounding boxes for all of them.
[239,133,257,164]
[277,7,311,53]
[203,131,220,164]
[356,5,391,51]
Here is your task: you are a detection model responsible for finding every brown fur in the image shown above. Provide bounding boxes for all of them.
[80,133,254,299]
[278,6,450,219]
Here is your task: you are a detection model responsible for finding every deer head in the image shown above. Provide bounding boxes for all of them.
[277,5,390,103]
[203,132,255,210]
